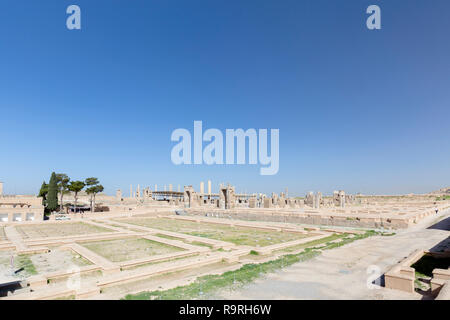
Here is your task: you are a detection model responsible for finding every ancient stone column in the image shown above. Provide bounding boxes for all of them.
[305,192,314,207]
[264,198,272,208]
[249,197,257,208]
[314,192,322,209]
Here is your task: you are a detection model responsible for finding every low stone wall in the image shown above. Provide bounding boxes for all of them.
[431,267,450,297]
[384,249,424,293]
[187,208,416,229]
[385,248,450,296]
[0,211,44,223]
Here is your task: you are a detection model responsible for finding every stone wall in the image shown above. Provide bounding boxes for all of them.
[0,195,45,222]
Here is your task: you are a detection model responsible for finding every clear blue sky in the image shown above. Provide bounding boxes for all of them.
[1,0,449,196]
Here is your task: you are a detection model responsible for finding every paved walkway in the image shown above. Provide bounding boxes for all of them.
[4,226,27,252]
[215,210,450,300]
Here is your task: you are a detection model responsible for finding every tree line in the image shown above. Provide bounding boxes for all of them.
[39,172,104,214]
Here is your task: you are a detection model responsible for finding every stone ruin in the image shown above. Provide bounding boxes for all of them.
[333,190,346,208]
[184,185,199,208]
[143,187,153,202]
[219,184,236,210]
[114,183,356,213]
[305,192,314,207]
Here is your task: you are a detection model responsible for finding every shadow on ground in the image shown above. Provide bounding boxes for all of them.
[427,216,450,231]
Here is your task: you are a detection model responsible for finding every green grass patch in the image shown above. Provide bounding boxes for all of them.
[15,254,37,275]
[124,230,376,300]
[124,250,321,300]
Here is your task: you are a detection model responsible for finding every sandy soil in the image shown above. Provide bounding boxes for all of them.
[81,237,183,262]
[118,218,312,246]
[14,222,114,239]
[30,249,92,273]
[0,251,16,283]
[0,249,91,284]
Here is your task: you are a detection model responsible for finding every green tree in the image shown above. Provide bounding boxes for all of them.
[56,174,70,212]
[68,181,85,213]
[38,181,48,206]
[47,172,59,212]
[85,177,99,212]
[86,185,104,213]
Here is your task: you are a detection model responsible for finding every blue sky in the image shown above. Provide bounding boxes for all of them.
[0,0,449,196]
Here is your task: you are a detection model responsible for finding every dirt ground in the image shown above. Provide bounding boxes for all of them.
[118,218,313,246]
[14,222,114,239]
[0,248,91,282]
[0,251,17,284]
[29,249,92,274]
[81,237,183,262]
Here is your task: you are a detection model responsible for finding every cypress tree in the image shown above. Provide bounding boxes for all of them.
[38,181,48,206]
[47,172,59,212]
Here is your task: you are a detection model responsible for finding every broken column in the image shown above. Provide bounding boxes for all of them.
[263,197,273,208]
[339,191,346,208]
[144,187,153,201]
[334,190,346,207]
[305,192,314,207]
[136,185,141,199]
[219,184,236,210]
[271,193,279,207]
[313,192,322,209]
[183,186,198,208]
[278,192,286,208]
[249,196,257,208]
